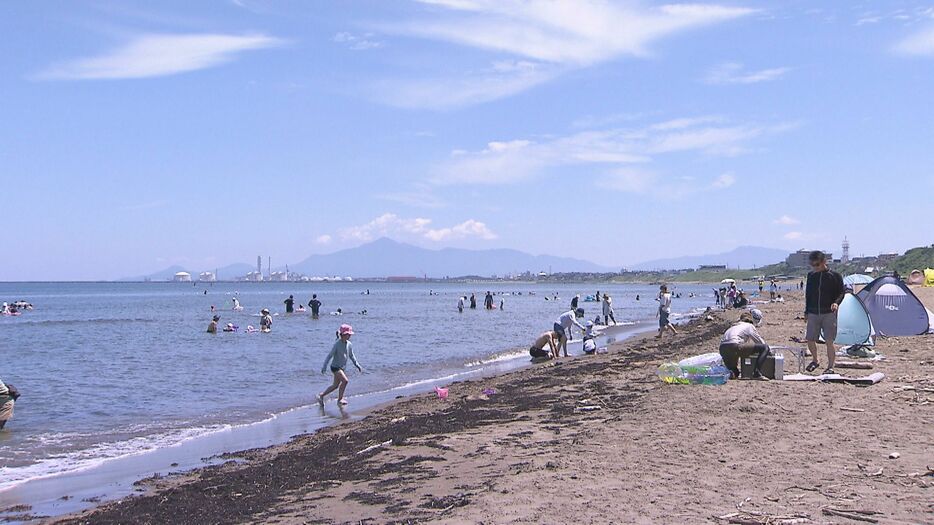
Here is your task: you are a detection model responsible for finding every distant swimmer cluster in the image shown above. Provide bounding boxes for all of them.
[1,301,33,316]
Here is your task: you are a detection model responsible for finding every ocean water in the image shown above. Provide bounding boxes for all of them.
[0,281,716,497]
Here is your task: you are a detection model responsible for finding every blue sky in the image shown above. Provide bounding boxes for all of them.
[3,1,934,280]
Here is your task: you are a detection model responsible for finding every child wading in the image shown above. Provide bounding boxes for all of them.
[318,324,363,406]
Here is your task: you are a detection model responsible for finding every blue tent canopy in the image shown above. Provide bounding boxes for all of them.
[843,274,874,286]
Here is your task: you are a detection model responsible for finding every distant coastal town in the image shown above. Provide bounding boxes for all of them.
[157,243,934,285]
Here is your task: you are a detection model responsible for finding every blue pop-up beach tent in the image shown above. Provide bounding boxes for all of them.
[831,293,874,346]
[857,276,930,336]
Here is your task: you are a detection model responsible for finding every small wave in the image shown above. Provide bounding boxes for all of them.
[0,423,239,493]
[463,348,528,367]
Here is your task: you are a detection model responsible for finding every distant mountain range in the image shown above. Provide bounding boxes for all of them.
[121,239,789,281]
[626,246,788,271]
[288,238,616,277]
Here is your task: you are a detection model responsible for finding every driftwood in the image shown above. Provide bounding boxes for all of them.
[836,361,873,370]
[821,507,882,523]
[356,439,392,455]
[839,407,866,413]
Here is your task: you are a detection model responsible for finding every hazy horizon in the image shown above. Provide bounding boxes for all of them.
[4,1,934,280]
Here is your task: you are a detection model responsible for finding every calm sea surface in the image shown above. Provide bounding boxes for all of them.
[0,281,716,493]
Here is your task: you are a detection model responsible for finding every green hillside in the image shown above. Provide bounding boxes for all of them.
[890,246,934,275]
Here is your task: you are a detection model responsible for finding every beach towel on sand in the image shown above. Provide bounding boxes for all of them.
[783,372,885,386]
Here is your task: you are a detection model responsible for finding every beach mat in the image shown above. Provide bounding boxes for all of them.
[783,372,885,386]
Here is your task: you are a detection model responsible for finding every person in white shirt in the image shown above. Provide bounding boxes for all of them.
[718,312,770,379]
[602,294,616,326]
[457,296,465,313]
[554,308,586,357]
[655,285,678,340]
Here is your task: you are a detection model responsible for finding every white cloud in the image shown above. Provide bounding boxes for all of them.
[596,169,658,193]
[375,60,555,110]
[315,234,332,245]
[333,32,384,50]
[894,26,934,56]
[376,0,755,108]
[39,33,283,80]
[704,62,790,85]
[773,215,800,226]
[434,116,788,185]
[403,1,754,65]
[338,213,496,242]
[712,173,736,188]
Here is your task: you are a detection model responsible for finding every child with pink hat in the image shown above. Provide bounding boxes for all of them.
[318,324,363,406]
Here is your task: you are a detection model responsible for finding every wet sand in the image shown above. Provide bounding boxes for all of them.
[36,289,934,523]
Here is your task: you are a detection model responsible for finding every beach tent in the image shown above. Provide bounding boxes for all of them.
[925,268,934,287]
[843,274,873,287]
[720,278,736,284]
[826,293,874,346]
[908,270,924,285]
[857,276,930,336]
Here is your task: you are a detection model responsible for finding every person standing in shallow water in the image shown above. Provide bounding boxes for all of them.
[469,293,477,309]
[0,378,17,430]
[284,295,294,314]
[484,291,494,310]
[318,324,363,406]
[308,294,322,319]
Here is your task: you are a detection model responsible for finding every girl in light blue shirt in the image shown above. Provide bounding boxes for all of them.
[318,324,363,406]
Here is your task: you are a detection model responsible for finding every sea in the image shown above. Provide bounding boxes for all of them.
[0,281,716,517]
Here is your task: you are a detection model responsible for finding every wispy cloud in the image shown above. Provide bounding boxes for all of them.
[377,187,447,209]
[432,116,790,186]
[894,26,934,56]
[375,0,755,108]
[38,33,283,80]
[773,215,800,225]
[338,213,497,243]
[315,234,333,245]
[333,32,384,50]
[704,62,790,85]
[712,173,736,188]
[784,231,803,240]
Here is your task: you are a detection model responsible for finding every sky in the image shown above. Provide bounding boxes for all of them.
[3,1,934,280]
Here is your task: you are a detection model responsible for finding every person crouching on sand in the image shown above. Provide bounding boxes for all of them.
[719,312,770,380]
[318,324,363,406]
[529,330,560,360]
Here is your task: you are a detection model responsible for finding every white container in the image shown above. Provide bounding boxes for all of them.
[772,352,784,380]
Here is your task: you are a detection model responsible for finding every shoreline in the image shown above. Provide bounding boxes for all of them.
[0,311,670,522]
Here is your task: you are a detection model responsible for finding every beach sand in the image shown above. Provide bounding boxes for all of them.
[52,289,934,524]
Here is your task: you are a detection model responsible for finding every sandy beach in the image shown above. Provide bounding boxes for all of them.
[40,288,934,524]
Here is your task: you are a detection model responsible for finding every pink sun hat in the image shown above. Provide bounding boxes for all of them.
[339,324,354,336]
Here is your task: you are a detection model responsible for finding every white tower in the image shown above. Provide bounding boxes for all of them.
[842,237,850,264]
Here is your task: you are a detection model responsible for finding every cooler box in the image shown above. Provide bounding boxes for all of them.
[740,353,783,380]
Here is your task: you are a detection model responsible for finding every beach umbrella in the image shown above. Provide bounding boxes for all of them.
[720,278,736,284]
[843,274,873,286]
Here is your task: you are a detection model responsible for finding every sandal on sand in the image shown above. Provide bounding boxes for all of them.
[823,368,836,375]
[805,361,820,373]
[338,398,349,405]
